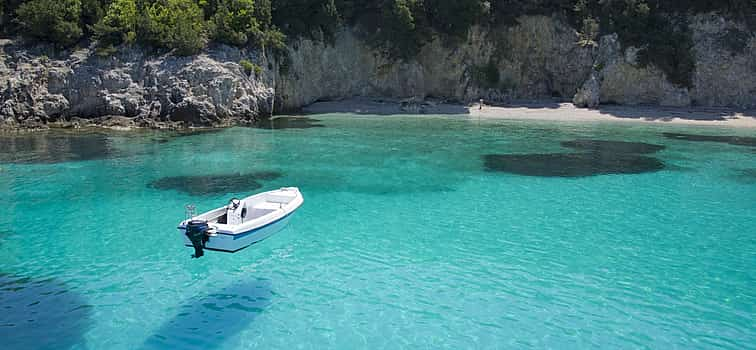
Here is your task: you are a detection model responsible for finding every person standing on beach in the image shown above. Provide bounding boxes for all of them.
[479,99,484,110]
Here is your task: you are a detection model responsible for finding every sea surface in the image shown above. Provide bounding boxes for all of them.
[0,115,754,349]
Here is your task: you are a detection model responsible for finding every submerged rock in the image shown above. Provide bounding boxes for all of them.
[662,132,756,147]
[149,171,282,196]
[730,168,756,183]
[251,117,324,129]
[483,152,665,177]
[0,274,92,350]
[561,139,666,154]
[0,229,11,244]
[0,132,112,163]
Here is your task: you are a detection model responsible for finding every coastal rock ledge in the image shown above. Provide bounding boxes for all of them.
[0,40,274,129]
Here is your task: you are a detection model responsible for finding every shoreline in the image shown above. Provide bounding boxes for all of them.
[303,98,756,129]
[3,98,756,133]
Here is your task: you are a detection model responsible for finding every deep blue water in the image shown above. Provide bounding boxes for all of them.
[0,115,754,349]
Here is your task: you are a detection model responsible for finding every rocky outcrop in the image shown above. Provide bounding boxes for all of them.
[586,34,692,107]
[579,14,755,108]
[573,72,600,108]
[1,13,754,129]
[0,41,273,129]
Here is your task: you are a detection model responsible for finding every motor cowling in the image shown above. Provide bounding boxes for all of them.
[185,220,210,258]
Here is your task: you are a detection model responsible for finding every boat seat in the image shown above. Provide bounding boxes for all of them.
[267,193,295,204]
[245,208,276,220]
[254,202,284,210]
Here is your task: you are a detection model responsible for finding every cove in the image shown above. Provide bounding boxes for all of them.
[0,115,754,349]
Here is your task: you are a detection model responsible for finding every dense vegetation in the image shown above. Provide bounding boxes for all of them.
[1,0,754,86]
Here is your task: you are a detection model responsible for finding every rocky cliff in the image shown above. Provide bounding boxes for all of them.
[575,14,756,108]
[281,14,756,111]
[275,16,595,110]
[1,13,754,129]
[0,41,274,129]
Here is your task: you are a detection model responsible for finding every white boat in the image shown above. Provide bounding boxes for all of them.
[178,187,303,257]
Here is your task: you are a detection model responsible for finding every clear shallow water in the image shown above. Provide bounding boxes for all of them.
[0,115,754,349]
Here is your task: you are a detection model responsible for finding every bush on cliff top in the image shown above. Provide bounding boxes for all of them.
[210,0,259,46]
[138,0,207,55]
[93,0,138,47]
[14,0,83,47]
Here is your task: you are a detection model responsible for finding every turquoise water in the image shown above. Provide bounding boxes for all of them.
[1,115,754,349]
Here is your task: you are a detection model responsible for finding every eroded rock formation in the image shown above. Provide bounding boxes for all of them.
[1,13,754,129]
[0,42,274,129]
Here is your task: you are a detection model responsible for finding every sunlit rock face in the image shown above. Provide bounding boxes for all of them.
[0,274,92,350]
[0,41,274,128]
[149,171,282,196]
[662,132,756,147]
[251,117,325,129]
[274,18,594,110]
[582,14,756,109]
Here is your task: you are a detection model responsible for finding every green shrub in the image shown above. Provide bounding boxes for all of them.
[95,44,119,57]
[240,58,254,73]
[210,0,259,46]
[240,59,263,77]
[139,0,207,55]
[80,0,106,34]
[93,0,138,47]
[424,0,485,40]
[272,0,341,40]
[259,27,286,50]
[2,0,25,34]
[15,0,83,47]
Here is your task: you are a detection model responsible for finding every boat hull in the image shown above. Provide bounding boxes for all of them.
[180,212,294,253]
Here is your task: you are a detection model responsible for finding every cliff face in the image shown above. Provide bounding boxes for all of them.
[275,16,595,110]
[1,13,754,129]
[576,13,756,108]
[0,41,273,129]
[280,14,756,111]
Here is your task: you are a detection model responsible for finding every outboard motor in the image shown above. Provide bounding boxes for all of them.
[185,220,210,258]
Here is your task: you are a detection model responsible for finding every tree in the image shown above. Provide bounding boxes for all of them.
[15,0,84,47]
[94,0,138,47]
[272,0,340,39]
[80,0,107,34]
[210,0,259,46]
[425,0,485,39]
[139,0,207,55]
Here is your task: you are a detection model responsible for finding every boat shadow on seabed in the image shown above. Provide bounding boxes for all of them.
[141,279,273,350]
